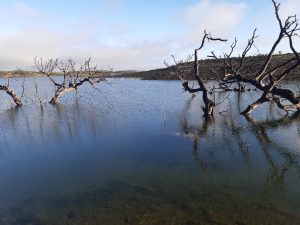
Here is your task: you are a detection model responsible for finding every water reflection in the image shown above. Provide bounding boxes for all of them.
[180,93,300,193]
[245,113,300,191]
[0,79,299,225]
[0,100,106,153]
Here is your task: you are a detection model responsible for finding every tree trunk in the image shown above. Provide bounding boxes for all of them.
[241,95,268,115]
[194,49,215,117]
[0,85,22,107]
[49,87,76,104]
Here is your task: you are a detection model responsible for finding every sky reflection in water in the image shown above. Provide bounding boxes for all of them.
[0,78,299,225]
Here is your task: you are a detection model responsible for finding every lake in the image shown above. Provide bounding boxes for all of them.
[0,78,299,225]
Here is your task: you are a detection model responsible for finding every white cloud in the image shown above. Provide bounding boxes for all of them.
[0,1,174,71]
[246,0,300,55]
[180,0,247,48]
[0,0,249,71]
[0,1,173,70]
[2,0,298,71]
[281,0,300,18]
[175,0,300,59]
[0,26,174,71]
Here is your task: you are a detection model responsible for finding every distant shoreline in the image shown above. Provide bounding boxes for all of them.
[1,53,300,80]
[116,53,300,81]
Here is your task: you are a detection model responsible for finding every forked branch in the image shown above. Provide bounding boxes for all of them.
[166,30,227,118]
[35,57,111,104]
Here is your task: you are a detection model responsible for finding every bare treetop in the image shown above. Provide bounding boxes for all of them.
[166,0,300,117]
[35,57,112,104]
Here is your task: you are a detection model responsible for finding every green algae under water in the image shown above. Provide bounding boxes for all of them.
[0,78,299,225]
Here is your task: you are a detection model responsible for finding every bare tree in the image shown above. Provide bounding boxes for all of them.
[34,57,111,104]
[167,0,300,117]
[165,31,227,118]
[0,72,23,107]
[213,0,300,114]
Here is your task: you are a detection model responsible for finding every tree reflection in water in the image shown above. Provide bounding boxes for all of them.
[0,80,299,225]
[180,93,300,193]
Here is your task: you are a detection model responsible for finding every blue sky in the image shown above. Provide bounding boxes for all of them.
[0,0,299,70]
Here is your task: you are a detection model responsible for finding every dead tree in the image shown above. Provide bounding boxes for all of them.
[165,31,227,118]
[213,0,300,115]
[35,57,110,104]
[0,73,23,107]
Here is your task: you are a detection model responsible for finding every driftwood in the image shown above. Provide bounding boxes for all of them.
[35,57,111,104]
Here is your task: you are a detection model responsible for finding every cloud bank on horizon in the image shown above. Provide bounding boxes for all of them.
[0,0,299,71]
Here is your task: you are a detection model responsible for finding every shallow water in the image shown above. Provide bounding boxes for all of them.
[0,78,299,225]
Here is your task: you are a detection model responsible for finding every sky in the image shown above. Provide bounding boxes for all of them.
[0,0,299,71]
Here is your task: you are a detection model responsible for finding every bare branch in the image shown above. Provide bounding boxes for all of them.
[166,31,227,117]
[35,57,111,104]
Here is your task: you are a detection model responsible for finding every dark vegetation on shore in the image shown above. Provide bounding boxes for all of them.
[119,53,300,80]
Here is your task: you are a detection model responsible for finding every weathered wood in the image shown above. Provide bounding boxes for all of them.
[241,95,269,115]
[35,57,110,104]
[166,31,226,118]
[0,85,22,107]
[218,0,300,115]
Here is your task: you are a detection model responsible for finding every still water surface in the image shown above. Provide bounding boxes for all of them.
[0,78,299,225]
